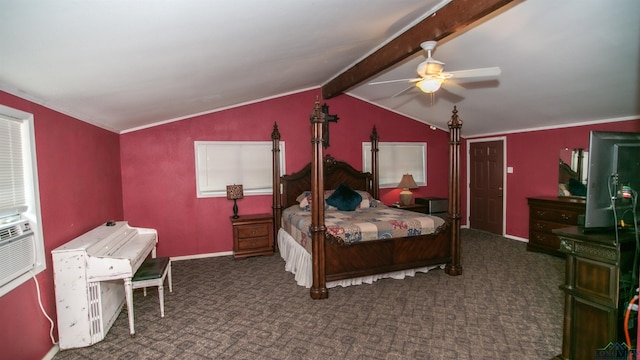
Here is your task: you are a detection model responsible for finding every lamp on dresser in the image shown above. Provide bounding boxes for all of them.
[397,174,418,206]
[226,184,243,219]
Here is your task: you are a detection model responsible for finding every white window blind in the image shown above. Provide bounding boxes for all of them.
[0,105,45,298]
[194,141,285,198]
[0,116,26,217]
[363,142,427,188]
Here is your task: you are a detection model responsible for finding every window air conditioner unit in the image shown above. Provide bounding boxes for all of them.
[0,218,35,288]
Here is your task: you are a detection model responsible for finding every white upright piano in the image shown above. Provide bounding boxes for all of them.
[52,221,157,349]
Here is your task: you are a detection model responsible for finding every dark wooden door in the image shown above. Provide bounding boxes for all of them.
[469,140,504,234]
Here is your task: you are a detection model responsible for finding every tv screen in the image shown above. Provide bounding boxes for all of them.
[584,131,640,231]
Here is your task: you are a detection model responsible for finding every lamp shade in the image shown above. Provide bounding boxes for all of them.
[397,174,418,189]
[226,184,244,200]
[397,174,417,206]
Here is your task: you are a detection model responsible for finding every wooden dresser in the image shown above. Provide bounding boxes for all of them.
[527,196,586,256]
[231,214,274,259]
[553,226,636,359]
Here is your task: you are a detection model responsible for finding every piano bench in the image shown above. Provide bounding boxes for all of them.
[132,257,172,318]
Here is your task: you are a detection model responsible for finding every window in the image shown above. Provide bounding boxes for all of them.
[0,105,45,298]
[362,142,427,188]
[194,141,285,198]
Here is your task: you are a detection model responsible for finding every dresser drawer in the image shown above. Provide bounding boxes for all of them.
[530,207,581,225]
[237,223,270,239]
[529,230,560,249]
[530,219,576,233]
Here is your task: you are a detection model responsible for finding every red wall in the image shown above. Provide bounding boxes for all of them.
[0,90,124,360]
[120,89,454,257]
[472,119,640,239]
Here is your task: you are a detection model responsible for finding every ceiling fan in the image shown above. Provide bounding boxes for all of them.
[368,41,501,95]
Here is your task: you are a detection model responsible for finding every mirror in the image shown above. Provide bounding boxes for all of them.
[558,148,588,197]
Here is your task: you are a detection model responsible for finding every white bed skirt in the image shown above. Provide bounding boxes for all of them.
[277,228,444,289]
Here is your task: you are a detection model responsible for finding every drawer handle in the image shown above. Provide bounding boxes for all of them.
[536,210,546,216]
[561,214,570,220]
[536,223,546,230]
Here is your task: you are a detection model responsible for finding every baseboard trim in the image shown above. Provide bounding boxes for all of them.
[504,234,528,243]
[170,251,233,262]
[43,344,59,360]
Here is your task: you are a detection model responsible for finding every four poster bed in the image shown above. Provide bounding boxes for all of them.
[271,100,463,299]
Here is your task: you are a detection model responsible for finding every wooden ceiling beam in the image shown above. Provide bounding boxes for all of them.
[321,0,515,99]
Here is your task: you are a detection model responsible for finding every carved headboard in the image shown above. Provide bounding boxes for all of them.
[280,155,373,209]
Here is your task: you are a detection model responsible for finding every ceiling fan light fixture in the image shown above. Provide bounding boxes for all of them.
[416,78,442,93]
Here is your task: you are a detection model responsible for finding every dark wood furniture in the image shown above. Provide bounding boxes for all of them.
[391,203,427,213]
[553,226,636,360]
[415,197,448,214]
[271,101,463,300]
[527,196,586,256]
[231,214,274,259]
[415,197,448,219]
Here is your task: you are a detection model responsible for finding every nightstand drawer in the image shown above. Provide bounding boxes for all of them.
[237,224,270,239]
[236,236,271,251]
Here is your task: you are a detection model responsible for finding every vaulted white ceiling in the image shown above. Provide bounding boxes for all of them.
[349,0,640,136]
[0,0,638,137]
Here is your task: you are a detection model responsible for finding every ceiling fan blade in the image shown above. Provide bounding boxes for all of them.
[368,78,421,85]
[448,67,501,79]
[438,86,465,103]
[442,80,465,95]
[391,84,417,98]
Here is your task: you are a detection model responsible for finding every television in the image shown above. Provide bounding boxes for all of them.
[583,131,640,232]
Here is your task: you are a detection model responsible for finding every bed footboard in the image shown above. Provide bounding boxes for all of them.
[324,221,452,282]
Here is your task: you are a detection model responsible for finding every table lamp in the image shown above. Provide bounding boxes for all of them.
[397,174,418,206]
[226,184,244,219]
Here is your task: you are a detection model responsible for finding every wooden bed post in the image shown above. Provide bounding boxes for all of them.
[310,99,328,299]
[271,122,282,251]
[370,126,380,199]
[445,106,463,276]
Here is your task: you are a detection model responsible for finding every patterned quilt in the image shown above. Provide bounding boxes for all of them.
[281,205,445,253]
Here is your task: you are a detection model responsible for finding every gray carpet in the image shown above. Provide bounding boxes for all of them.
[53,229,564,359]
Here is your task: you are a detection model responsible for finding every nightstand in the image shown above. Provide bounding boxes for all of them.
[230,214,274,259]
[414,197,448,219]
[415,197,448,213]
[391,203,427,213]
